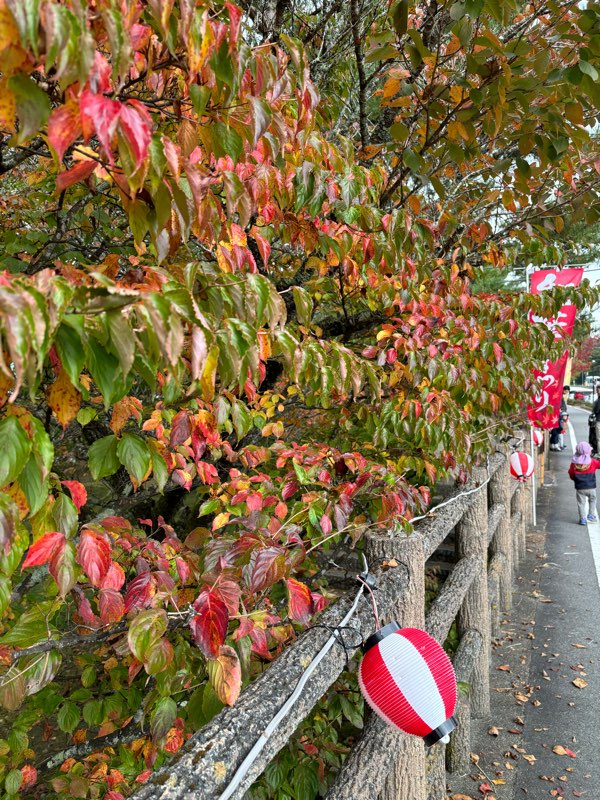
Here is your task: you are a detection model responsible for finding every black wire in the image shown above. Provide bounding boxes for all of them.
[308,624,364,671]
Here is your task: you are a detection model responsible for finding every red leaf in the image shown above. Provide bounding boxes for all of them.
[77,529,111,587]
[287,578,313,624]
[282,480,299,500]
[119,100,153,170]
[248,546,286,593]
[175,557,190,585]
[99,588,125,624]
[233,616,270,659]
[61,480,88,512]
[49,540,77,597]
[196,461,219,484]
[252,230,271,267]
[163,723,184,754]
[56,159,96,192]
[22,532,66,570]
[135,771,152,784]
[48,103,82,162]
[80,91,121,162]
[189,589,229,658]
[320,514,332,535]
[214,580,241,615]
[246,492,263,511]
[225,2,242,50]
[124,571,156,612]
[169,410,191,447]
[74,591,101,629]
[493,342,503,364]
[101,562,126,590]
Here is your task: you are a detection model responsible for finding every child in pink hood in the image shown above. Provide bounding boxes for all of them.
[568,442,600,525]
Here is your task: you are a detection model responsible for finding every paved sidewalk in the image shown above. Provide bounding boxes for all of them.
[447,406,600,800]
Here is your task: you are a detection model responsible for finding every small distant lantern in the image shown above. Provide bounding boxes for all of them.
[509,451,534,481]
[358,624,457,746]
[532,429,544,447]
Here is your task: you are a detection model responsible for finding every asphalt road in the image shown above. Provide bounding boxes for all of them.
[447,405,600,800]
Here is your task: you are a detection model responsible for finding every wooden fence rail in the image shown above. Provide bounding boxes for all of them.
[134,432,538,800]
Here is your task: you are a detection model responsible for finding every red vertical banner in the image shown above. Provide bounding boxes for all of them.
[528,268,584,428]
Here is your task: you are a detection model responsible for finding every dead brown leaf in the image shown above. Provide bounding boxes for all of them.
[522,754,536,764]
[572,678,588,689]
[488,726,501,736]
[496,664,511,672]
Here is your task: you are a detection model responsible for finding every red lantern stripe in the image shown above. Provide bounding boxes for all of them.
[509,451,534,481]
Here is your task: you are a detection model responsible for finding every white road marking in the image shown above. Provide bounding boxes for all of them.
[586,519,600,592]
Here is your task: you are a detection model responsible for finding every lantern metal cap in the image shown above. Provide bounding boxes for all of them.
[423,715,458,746]
[362,621,401,654]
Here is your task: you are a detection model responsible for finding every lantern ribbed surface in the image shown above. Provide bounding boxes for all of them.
[358,626,457,740]
[532,429,543,447]
[509,451,534,481]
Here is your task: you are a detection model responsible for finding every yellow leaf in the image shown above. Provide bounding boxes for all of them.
[0,77,15,132]
[212,512,230,531]
[572,677,588,689]
[47,368,81,428]
[200,344,219,401]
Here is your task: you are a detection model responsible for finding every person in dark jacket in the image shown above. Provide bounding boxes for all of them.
[568,441,600,524]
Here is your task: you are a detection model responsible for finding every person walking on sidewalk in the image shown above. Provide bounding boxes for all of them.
[559,385,569,450]
[568,442,600,525]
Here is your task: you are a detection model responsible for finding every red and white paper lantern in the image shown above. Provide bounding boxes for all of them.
[509,451,534,481]
[358,624,457,746]
[532,429,544,448]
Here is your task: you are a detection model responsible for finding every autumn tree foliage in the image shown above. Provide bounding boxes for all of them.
[0,0,599,796]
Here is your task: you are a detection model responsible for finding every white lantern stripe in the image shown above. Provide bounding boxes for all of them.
[509,451,534,481]
[358,628,457,739]
[359,639,431,735]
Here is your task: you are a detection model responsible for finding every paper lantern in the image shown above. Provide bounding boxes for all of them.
[532,429,543,447]
[509,451,534,481]
[358,624,457,746]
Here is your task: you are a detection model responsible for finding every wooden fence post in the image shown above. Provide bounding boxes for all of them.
[326,533,427,800]
[489,449,513,610]
[456,467,490,718]
[370,534,427,800]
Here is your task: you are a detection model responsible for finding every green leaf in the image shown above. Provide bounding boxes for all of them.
[5,768,23,795]
[150,696,177,742]
[86,338,130,407]
[391,0,409,35]
[292,761,319,800]
[578,60,598,81]
[55,323,85,389]
[57,701,80,734]
[52,492,78,538]
[81,665,96,688]
[0,603,56,647]
[88,435,120,480]
[107,311,135,376]
[82,699,104,726]
[7,74,51,144]
[189,84,211,119]
[231,400,252,440]
[292,286,313,327]
[76,407,97,427]
[127,608,167,663]
[0,416,32,487]
[18,455,48,516]
[117,432,151,486]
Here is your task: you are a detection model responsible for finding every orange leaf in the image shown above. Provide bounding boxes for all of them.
[46,368,81,428]
[207,645,241,706]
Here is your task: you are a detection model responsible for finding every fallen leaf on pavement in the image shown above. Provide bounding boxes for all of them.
[488,726,500,736]
[571,644,586,649]
[497,664,510,671]
[522,754,536,764]
[515,693,530,703]
[572,678,588,689]
[553,745,577,758]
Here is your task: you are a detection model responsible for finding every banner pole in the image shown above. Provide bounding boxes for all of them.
[530,424,537,527]
[526,268,537,527]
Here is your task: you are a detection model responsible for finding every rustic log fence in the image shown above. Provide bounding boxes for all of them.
[134,432,540,800]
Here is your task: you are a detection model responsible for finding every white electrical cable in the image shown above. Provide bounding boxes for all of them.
[218,582,367,800]
[409,455,494,525]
